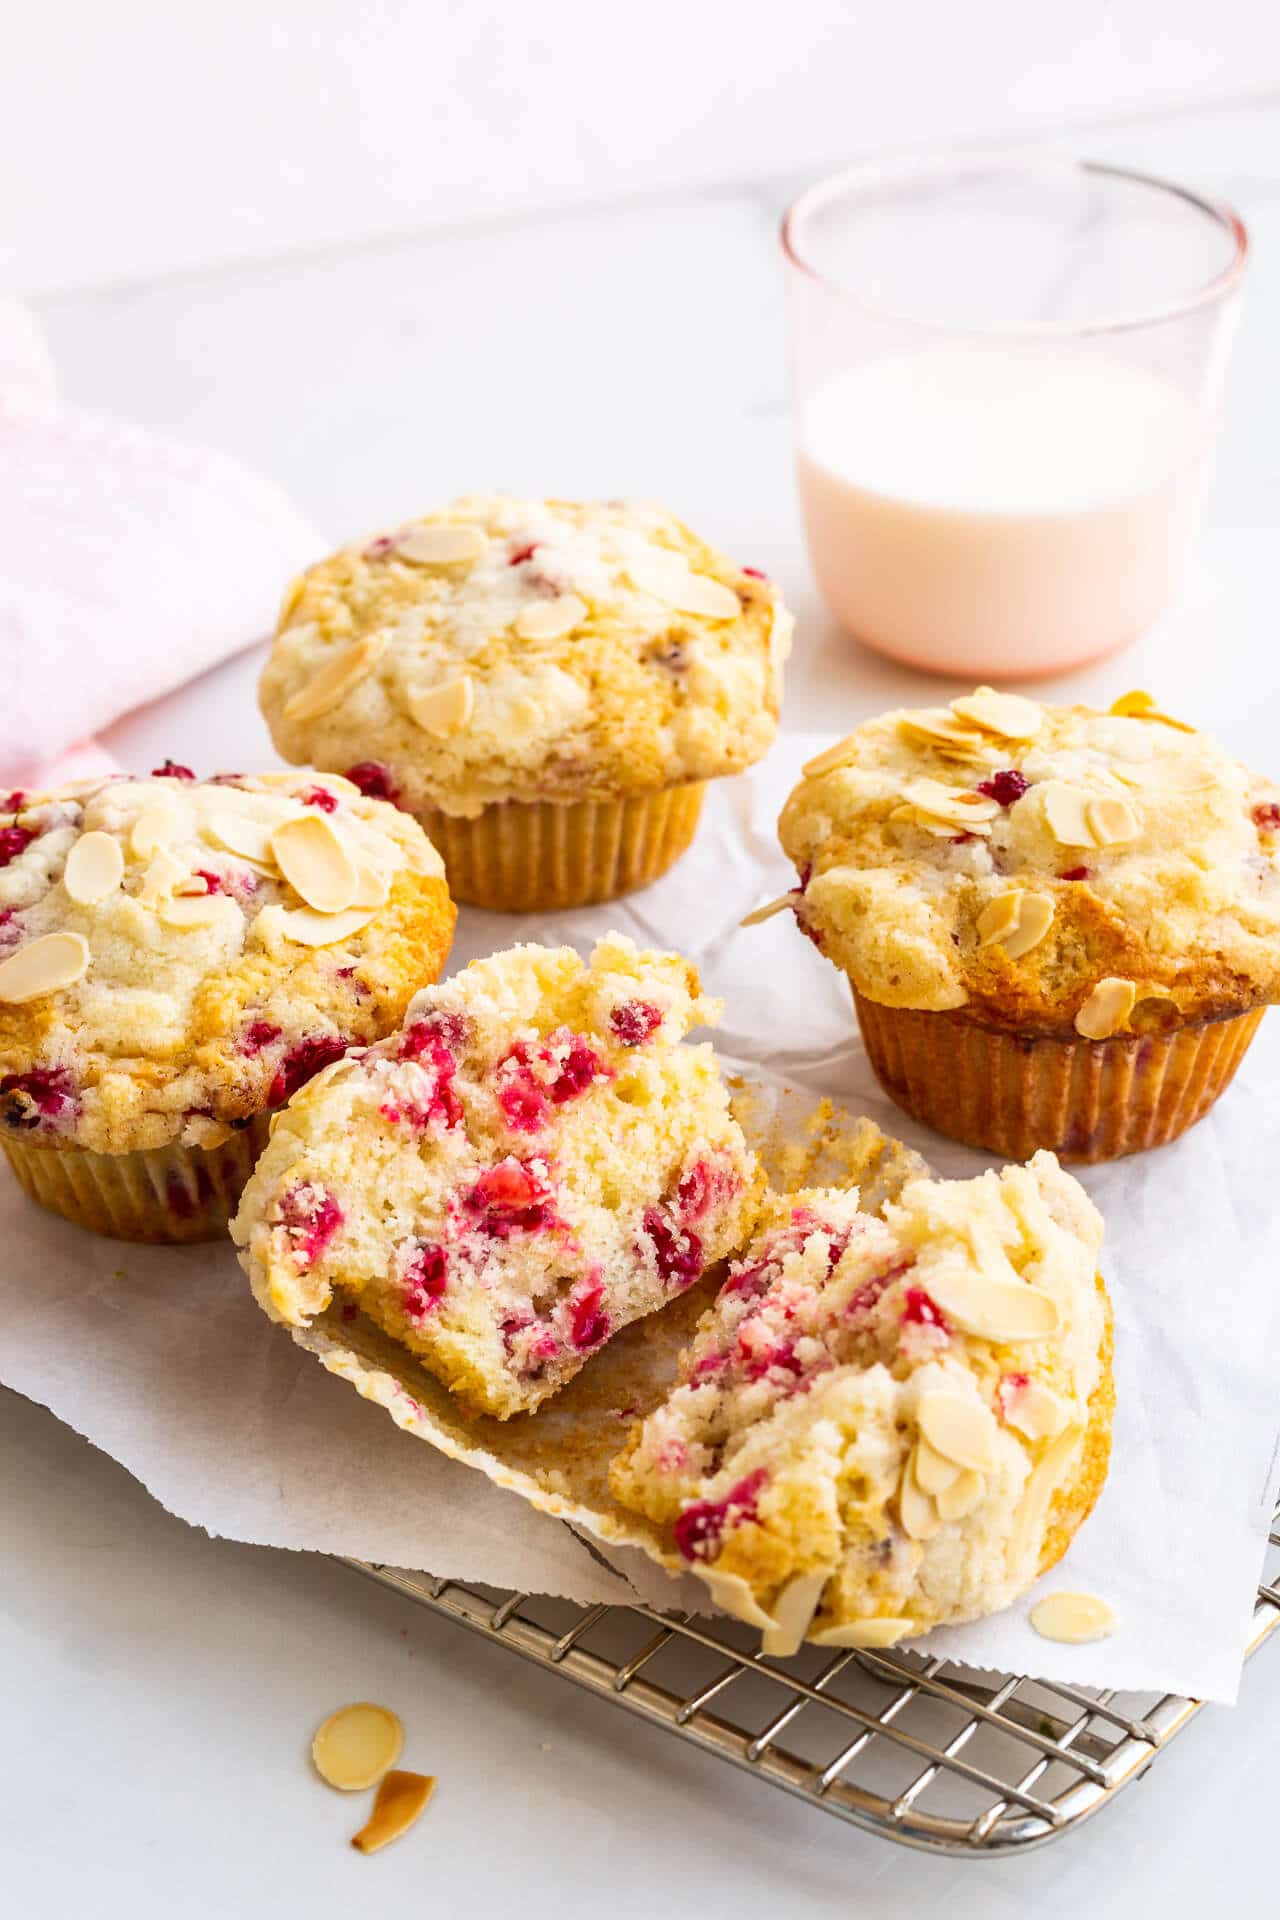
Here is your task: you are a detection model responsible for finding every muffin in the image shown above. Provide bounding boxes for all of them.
[258,495,792,911]
[772,688,1280,1161]
[231,935,763,1418]
[610,1152,1112,1652]
[0,766,454,1240]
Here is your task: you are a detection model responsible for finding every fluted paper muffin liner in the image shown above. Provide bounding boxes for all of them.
[417,783,705,913]
[1,1114,274,1243]
[853,989,1265,1164]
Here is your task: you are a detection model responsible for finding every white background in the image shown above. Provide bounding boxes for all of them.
[4,8,1280,1914]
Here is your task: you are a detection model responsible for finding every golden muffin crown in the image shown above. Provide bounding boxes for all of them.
[776,689,1280,1034]
[259,494,792,819]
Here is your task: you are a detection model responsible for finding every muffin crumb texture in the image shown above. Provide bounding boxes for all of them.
[232,936,762,1419]
[778,690,1280,1033]
[260,495,791,818]
[0,771,454,1154]
[610,1152,1111,1649]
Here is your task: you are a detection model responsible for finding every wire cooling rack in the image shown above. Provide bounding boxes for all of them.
[349,1504,1280,1856]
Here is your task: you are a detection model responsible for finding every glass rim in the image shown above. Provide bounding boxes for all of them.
[780,153,1250,338]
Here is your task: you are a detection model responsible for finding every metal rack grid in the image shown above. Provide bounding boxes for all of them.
[348,1500,1280,1856]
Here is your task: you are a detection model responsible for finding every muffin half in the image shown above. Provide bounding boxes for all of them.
[259,495,792,911]
[0,767,454,1239]
[772,689,1280,1160]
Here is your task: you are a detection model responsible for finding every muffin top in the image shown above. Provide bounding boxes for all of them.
[232,935,762,1419]
[0,767,454,1155]
[609,1152,1109,1648]
[259,495,792,818]
[777,688,1280,1034]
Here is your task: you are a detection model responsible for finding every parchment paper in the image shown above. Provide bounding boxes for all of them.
[3,737,1278,1702]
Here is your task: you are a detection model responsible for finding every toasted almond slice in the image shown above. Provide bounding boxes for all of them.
[951,688,1043,740]
[396,523,486,566]
[1029,1590,1116,1645]
[802,736,859,779]
[1086,794,1140,847]
[898,1458,940,1540]
[514,593,587,641]
[1041,781,1096,848]
[809,1617,916,1649]
[351,1770,436,1854]
[698,1567,778,1631]
[740,892,794,928]
[918,1391,999,1472]
[283,633,387,724]
[898,708,986,752]
[272,815,359,914]
[274,904,376,947]
[130,796,192,860]
[1110,759,1215,795]
[1001,892,1054,961]
[352,864,391,909]
[406,674,475,735]
[1109,688,1195,732]
[157,893,228,929]
[312,1702,404,1791]
[1009,1424,1084,1571]
[912,1438,961,1496]
[1002,1379,1069,1442]
[761,1569,831,1657]
[1075,976,1136,1040]
[936,1469,985,1522]
[0,930,90,1002]
[902,778,1000,826]
[975,891,1022,949]
[64,831,124,905]
[925,1270,1060,1343]
[206,812,280,867]
[138,847,189,906]
[672,573,742,620]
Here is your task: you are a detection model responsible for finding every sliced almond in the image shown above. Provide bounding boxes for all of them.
[627,545,740,619]
[514,594,587,641]
[312,1702,404,1791]
[253,769,361,796]
[0,930,90,1002]
[802,736,859,779]
[206,812,280,868]
[1075,976,1136,1041]
[1041,781,1096,848]
[1029,1590,1116,1645]
[1110,758,1215,795]
[1001,892,1054,960]
[672,573,742,620]
[131,796,192,860]
[1109,689,1195,733]
[697,1567,778,1631]
[273,904,376,947]
[912,1438,960,1496]
[917,1391,999,1472]
[283,633,387,724]
[760,1568,830,1657]
[278,571,309,626]
[138,847,189,906]
[396,523,486,567]
[809,1617,916,1649]
[1009,1424,1084,1571]
[1002,1379,1069,1442]
[157,893,228,929]
[351,1770,436,1854]
[63,831,124,905]
[935,1469,985,1522]
[272,815,359,914]
[898,1458,940,1540]
[740,892,795,928]
[975,891,1021,949]
[925,1270,1060,1343]
[951,688,1042,740]
[902,778,1000,827]
[406,674,475,735]
[1086,794,1140,847]
[897,708,986,753]
[352,864,391,909]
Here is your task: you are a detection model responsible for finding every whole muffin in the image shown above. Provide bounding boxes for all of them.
[232,935,763,1418]
[258,495,792,911]
[610,1153,1112,1652]
[773,688,1280,1160]
[0,766,454,1241]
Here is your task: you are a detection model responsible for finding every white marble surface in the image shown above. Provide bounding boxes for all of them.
[5,94,1280,1915]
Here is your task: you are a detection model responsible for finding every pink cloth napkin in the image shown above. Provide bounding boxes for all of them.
[0,300,323,789]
